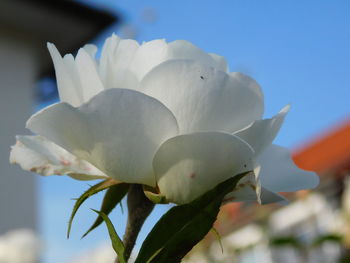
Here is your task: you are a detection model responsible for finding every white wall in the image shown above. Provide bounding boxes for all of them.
[0,29,38,233]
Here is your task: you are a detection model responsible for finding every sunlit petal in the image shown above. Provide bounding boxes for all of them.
[47,43,83,106]
[27,89,179,186]
[99,34,139,90]
[234,105,290,156]
[142,60,264,133]
[75,48,104,102]
[153,132,254,204]
[208,52,229,72]
[258,145,319,192]
[223,184,287,205]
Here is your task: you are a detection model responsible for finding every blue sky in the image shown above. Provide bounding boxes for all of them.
[40,1,350,262]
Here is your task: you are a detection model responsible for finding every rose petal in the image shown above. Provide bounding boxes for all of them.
[99,34,139,90]
[141,60,264,133]
[27,88,179,186]
[222,172,260,203]
[166,40,220,68]
[47,43,83,106]
[127,39,168,84]
[153,132,254,204]
[234,105,290,156]
[258,145,319,192]
[260,189,288,205]
[223,168,288,205]
[98,36,229,91]
[129,39,227,84]
[208,52,229,72]
[82,44,98,58]
[223,184,287,205]
[47,43,104,106]
[10,135,107,180]
[75,48,104,102]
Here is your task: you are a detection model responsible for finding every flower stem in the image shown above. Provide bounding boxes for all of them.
[116,184,155,263]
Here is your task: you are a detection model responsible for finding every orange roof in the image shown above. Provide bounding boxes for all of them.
[293,118,350,174]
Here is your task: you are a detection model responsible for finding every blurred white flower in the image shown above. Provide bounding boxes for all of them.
[342,176,350,216]
[10,34,319,204]
[67,243,114,263]
[0,229,40,263]
[67,242,136,263]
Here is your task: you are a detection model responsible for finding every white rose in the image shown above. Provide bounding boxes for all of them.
[10,34,318,204]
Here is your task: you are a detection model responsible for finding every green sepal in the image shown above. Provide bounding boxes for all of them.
[211,227,224,254]
[143,185,168,204]
[67,179,120,238]
[82,183,129,238]
[135,172,248,263]
[91,209,126,263]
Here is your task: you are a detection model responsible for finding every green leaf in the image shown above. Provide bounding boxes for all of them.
[91,209,126,263]
[312,233,343,247]
[67,179,120,238]
[119,200,124,214]
[151,201,220,262]
[82,183,129,238]
[269,236,302,248]
[135,172,248,263]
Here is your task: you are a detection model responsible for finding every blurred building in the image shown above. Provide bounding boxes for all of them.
[0,0,116,234]
[186,118,350,263]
